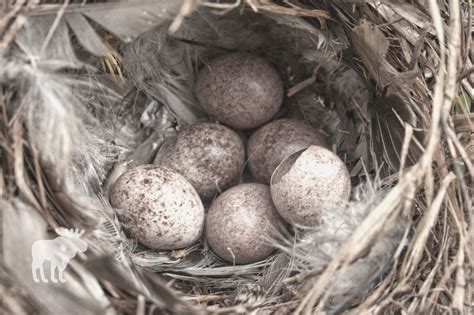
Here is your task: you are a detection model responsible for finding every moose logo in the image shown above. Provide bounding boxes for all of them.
[31,228,88,283]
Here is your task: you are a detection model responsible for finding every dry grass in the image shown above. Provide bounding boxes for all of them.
[0,0,472,314]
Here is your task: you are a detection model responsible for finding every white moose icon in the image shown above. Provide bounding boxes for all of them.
[31,228,88,283]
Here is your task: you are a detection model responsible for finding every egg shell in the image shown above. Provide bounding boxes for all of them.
[195,52,283,129]
[247,118,326,184]
[270,146,351,227]
[205,183,285,264]
[154,122,245,201]
[110,165,205,250]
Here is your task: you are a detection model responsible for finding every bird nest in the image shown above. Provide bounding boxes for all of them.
[0,1,472,314]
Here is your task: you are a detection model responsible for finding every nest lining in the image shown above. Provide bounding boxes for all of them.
[0,1,472,314]
[117,9,398,307]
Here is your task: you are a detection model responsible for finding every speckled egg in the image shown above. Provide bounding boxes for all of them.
[195,53,283,129]
[110,165,205,250]
[270,146,351,227]
[247,118,326,184]
[205,183,286,264]
[154,122,245,201]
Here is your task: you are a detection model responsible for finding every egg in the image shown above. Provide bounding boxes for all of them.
[154,122,245,201]
[205,183,286,264]
[110,165,205,250]
[195,53,283,129]
[270,145,351,227]
[247,118,326,184]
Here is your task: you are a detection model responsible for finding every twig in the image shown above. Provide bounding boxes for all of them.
[398,124,413,178]
[169,35,235,52]
[457,67,474,81]
[446,122,474,171]
[246,0,331,19]
[287,71,317,97]
[403,173,456,275]
[283,266,323,284]
[169,0,200,33]
[184,294,233,303]
[447,198,467,312]
[463,0,472,73]
[452,113,473,133]
[40,0,70,57]
[12,119,41,211]
[201,0,241,10]
[351,96,370,125]
[0,0,24,33]
[0,15,26,55]
[31,145,47,210]
[0,0,40,55]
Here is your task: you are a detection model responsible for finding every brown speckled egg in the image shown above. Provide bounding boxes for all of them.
[110,165,205,250]
[195,53,283,129]
[205,183,286,264]
[270,146,351,227]
[154,122,245,201]
[247,118,326,184]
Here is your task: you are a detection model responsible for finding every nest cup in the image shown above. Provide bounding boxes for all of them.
[1,2,471,315]
[117,8,397,311]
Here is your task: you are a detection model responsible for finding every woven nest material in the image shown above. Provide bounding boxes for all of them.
[0,1,472,314]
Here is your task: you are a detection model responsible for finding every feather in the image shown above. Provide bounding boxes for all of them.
[298,50,371,174]
[0,60,118,185]
[84,195,135,260]
[14,1,185,66]
[350,21,424,172]
[370,94,424,172]
[122,22,204,124]
[14,15,81,68]
[261,253,293,295]
[84,256,197,313]
[1,198,114,315]
[350,20,391,88]
[0,264,46,315]
[80,1,183,43]
[265,12,330,50]
[350,21,418,91]
[104,104,176,195]
[0,57,134,261]
[273,174,406,311]
[32,1,184,40]
[65,13,111,56]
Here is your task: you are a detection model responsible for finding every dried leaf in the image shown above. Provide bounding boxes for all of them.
[351,21,389,86]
